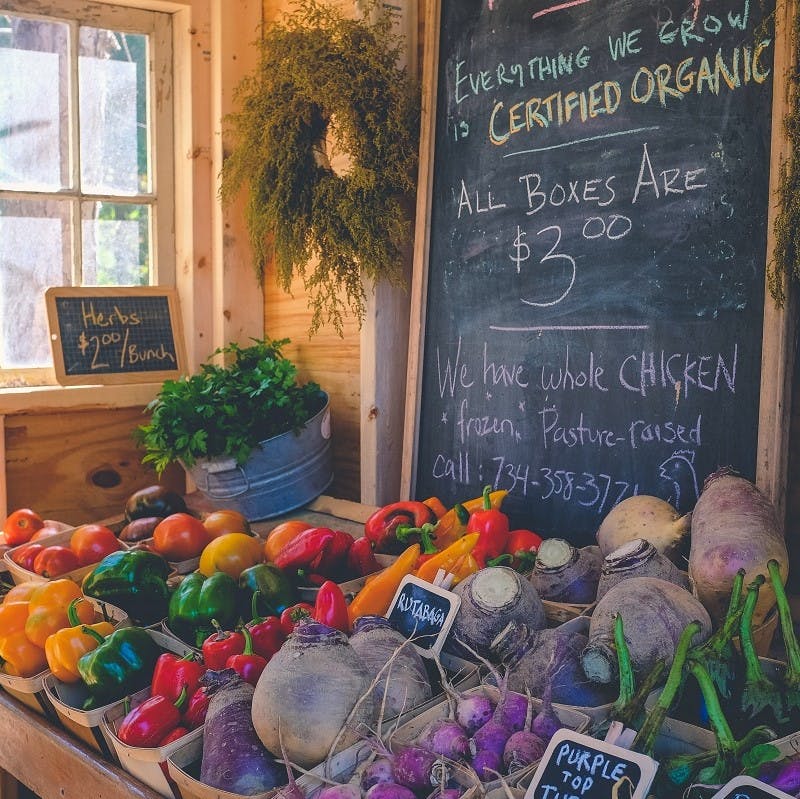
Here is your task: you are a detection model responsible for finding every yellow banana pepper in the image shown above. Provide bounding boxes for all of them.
[415,533,480,583]
[348,544,420,624]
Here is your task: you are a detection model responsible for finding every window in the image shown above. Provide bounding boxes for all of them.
[0,0,174,387]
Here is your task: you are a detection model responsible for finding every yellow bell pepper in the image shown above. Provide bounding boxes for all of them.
[432,490,508,549]
[45,598,114,683]
[0,631,48,677]
[25,583,94,649]
[415,533,480,583]
[348,544,420,624]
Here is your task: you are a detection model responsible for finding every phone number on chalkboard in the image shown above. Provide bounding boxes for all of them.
[491,457,638,516]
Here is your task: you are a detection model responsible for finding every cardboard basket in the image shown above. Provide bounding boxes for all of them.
[541,599,595,626]
[102,686,203,799]
[390,684,591,793]
[0,596,128,723]
[4,525,129,586]
[43,628,193,760]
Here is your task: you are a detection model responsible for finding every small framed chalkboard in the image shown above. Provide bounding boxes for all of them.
[45,287,186,386]
[524,729,658,799]
[711,775,796,799]
[386,575,461,657]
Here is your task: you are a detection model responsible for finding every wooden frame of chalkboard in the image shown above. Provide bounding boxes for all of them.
[45,286,187,386]
[402,0,798,542]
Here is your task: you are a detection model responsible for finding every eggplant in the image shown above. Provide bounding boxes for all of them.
[124,484,186,522]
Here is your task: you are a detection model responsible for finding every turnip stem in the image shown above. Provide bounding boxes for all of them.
[631,620,700,757]
[611,613,635,712]
[610,659,666,730]
[767,559,800,690]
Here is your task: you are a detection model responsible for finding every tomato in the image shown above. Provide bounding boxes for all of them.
[69,524,123,566]
[3,509,45,547]
[203,509,251,539]
[32,546,80,578]
[30,525,65,543]
[198,533,262,578]
[10,543,45,572]
[153,513,210,562]
[263,520,313,562]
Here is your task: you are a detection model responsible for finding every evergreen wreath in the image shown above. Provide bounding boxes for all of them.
[220,0,420,335]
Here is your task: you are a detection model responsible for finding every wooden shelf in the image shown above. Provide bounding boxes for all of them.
[0,690,162,799]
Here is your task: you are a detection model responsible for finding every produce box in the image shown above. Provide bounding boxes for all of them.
[43,628,193,760]
[3,524,129,585]
[0,596,128,722]
[541,598,594,626]
[102,686,203,799]
[166,733,287,799]
[389,684,591,793]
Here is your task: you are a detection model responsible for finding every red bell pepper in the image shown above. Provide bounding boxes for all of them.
[150,651,206,703]
[468,485,510,567]
[312,530,354,575]
[117,686,188,748]
[200,621,245,671]
[226,627,268,686]
[346,536,381,578]
[158,725,189,747]
[364,501,438,554]
[273,528,336,571]
[313,581,350,633]
[246,592,286,659]
[183,686,211,729]
[489,529,542,570]
[279,602,314,636]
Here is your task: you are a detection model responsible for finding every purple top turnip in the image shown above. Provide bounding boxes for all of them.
[530,539,601,604]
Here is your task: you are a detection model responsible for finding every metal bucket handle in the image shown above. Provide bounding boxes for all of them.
[195,466,252,499]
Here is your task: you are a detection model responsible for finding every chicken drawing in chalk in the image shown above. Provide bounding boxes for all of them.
[658,449,700,513]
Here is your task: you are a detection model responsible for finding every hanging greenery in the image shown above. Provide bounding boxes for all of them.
[220,0,420,335]
[769,4,800,305]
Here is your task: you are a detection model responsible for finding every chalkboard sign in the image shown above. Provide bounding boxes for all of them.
[386,575,461,656]
[524,729,658,799]
[46,287,186,386]
[711,775,796,799]
[404,0,783,543]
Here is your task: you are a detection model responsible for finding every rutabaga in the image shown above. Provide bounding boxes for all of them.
[348,615,432,718]
[251,620,377,768]
[581,576,712,684]
[530,539,602,604]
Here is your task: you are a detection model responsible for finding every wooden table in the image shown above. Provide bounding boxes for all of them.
[0,689,162,799]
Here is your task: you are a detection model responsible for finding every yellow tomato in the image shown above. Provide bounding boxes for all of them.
[198,533,262,578]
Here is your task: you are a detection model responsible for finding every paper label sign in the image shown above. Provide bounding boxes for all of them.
[386,575,460,657]
[524,729,659,799]
[710,775,797,799]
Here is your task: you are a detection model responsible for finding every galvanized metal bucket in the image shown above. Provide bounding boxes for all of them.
[184,394,333,520]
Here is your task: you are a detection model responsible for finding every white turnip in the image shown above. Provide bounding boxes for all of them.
[596,495,690,562]
[688,471,787,626]
[251,620,377,768]
[581,576,712,684]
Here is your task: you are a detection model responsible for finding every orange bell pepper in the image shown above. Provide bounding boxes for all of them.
[415,533,480,583]
[45,598,114,683]
[432,490,508,550]
[0,630,48,677]
[2,582,39,605]
[348,544,420,624]
[25,584,94,649]
[0,601,30,638]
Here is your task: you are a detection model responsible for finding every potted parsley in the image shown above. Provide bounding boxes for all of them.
[135,338,332,519]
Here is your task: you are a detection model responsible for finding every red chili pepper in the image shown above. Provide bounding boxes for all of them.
[364,501,438,554]
[312,530,354,575]
[226,627,268,686]
[183,686,211,729]
[279,602,314,636]
[150,651,206,703]
[346,536,381,578]
[117,686,188,748]
[313,580,350,633]
[158,725,189,747]
[246,592,286,660]
[273,528,336,571]
[200,620,245,671]
[468,485,510,567]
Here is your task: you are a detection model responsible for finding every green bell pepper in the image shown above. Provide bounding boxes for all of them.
[238,562,296,617]
[167,571,240,648]
[81,549,172,626]
[77,625,161,708]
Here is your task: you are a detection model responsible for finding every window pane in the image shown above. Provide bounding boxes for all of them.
[0,197,71,368]
[0,14,70,191]
[79,27,148,195]
[81,201,150,285]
